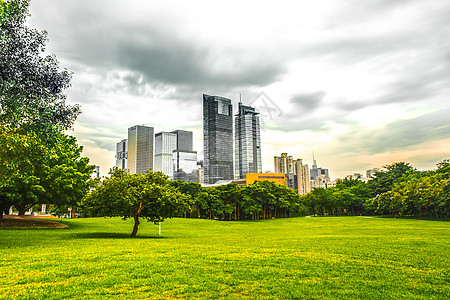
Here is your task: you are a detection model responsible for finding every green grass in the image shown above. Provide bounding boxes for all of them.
[1,216,449,299]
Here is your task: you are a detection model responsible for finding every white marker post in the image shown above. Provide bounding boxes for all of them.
[158,222,161,235]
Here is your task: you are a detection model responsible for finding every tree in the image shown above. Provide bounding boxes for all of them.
[82,169,191,237]
[369,162,416,197]
[1,0,80,133]
[0,128,94,216]
[1,0,93,219]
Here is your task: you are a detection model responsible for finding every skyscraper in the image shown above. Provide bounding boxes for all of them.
[274,153,295,174]
[274,153,311,195]
[310,155,329,180]
[203,94,233,184]
[294,158,311,195]
[154,131,177,178]
[234,102,262,179]
[171,130,198,182]
[127,125,154,174]
[171,130,193,151]
[115,139,128,170]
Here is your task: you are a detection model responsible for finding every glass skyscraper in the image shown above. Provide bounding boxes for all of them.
[203,94,233,184]
[154,131,177,179]
[127,125,154,174]
[115,139,128,170]
[234,102,262,179]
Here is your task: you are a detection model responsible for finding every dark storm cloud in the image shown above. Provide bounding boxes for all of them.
[290,91,325,112]
[117,37,285,87]
[337,109,450,154]
[29,2,288,97]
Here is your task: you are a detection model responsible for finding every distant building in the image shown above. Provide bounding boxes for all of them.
[366,168,380,178]
[173,150,198,182]
[128,125,154,174]
[310,155,329,180]
[234,102,262,179]
[294,159,311,195]
[154,131,177,179]
[203,94,233,184]
[172,130,198,182]
[311,175,334,189]
[92,166,100,179]
[274,153,311,194]
[345,173,364,180]
[115,139,128,170]
[274,153,295,174]
[246,173,287,186]
[171,130,193,151]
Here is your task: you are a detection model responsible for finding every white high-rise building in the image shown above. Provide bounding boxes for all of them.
[127,125,154,174]
[154,131,177,179]
[234,102,262,179]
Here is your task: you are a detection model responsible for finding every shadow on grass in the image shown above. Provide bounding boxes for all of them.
[374,216,449,222]
[73,232,169,239]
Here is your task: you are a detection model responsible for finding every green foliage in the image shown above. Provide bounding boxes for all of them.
[0,128,94,217]
[1,217,449,299]
[82,168,191,236]
[0,0,92,220]
[0,0,80,132]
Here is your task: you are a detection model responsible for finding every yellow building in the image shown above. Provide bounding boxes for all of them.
[245,173,287,186]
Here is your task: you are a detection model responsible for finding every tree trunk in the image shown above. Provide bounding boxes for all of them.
[131,202,143,237]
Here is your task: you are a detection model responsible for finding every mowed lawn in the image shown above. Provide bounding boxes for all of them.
[1,216,449,299]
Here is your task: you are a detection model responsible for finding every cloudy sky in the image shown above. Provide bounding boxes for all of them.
[28,0,450,179]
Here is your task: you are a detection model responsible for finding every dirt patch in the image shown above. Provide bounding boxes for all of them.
[0,215,68,229]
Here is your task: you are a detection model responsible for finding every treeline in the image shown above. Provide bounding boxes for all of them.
[301,161,450,218]
[82,160,450,228]
[169,179,302,221]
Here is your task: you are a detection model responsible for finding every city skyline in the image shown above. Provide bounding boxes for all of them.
[27,0,450,179]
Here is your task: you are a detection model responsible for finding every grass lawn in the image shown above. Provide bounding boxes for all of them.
[1,216,449,299]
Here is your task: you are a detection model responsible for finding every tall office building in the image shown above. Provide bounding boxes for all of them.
[310,155,329,180]
[127,125,154,174]
[274,153,311,195]
[203,94,233,184]
[154,131,177,178]
[274,153,295,174]
[172,130,198,182]
[171,130,193,151]
[234,102,262,179]
[115,139,128,170]
[294,159,311,195]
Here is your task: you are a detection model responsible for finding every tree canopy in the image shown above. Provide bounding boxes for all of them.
[0,0,93,219]
[82,169,192,236]
[1,0,80,133]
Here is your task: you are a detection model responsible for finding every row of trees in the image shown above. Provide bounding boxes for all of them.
[0,0,94,220]
[81,160,449,236]
[300,161,450,218]
[81,168,304,236]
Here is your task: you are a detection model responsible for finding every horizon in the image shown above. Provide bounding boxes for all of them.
[27,0,450,179]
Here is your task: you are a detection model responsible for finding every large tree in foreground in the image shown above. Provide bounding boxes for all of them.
[1,0,80,132]
[82,169,192,237]
[0,0,93,218]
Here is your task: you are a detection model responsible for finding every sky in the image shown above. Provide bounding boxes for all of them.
[27,0,450,179]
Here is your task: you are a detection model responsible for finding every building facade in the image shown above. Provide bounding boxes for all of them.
[274,153,295,174]
[203,94,234,184]
[246,173,287,186]
[310,156,329,180]
[127,125,154,174]
[234,102,262,179]
[274,153,311,195]
[154,131,177,179]
[294,159,311,195]
[115,139,128,170]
